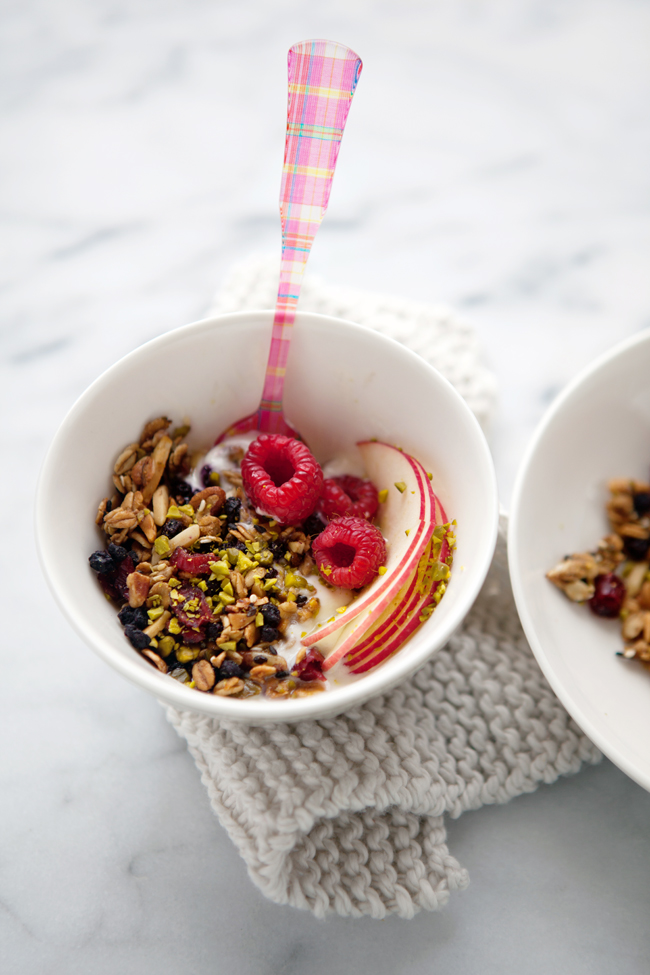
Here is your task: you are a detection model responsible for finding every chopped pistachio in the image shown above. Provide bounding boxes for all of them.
[378,489,389,504]
[147,606,164,621]
[157,635,175,657]
[168,617,182,635]
[176,646,200,664]
[378,566,387,575]
[394,481,407,493]
[154,535,172,557]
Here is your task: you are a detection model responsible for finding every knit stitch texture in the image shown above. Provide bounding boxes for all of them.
[165,258,601,918]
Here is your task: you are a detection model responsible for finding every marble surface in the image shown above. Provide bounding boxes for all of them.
[3,0,650,971]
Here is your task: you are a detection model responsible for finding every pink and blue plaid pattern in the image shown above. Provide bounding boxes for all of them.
[222,40,362,440]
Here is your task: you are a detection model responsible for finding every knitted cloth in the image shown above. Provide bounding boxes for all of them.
[165,258,601,919]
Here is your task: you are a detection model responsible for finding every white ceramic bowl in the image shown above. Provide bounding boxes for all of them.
[509,329,650,791]
[37,310,498,723]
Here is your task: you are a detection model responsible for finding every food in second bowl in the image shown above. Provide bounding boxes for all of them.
[89,417,455,698]
[547,477,650,666]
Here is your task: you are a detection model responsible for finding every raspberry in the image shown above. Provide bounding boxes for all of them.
[319,475,379,521]
[311,516,386,589]
[241,435,323,524]
[589,573,625,618]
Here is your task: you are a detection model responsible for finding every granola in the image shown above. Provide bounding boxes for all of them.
[89,418,454,698]
[546,478,650,665]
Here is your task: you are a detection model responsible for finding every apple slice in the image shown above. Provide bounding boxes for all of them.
[302,441,434,651]
[322,492,449,673]
[344,530,452,673]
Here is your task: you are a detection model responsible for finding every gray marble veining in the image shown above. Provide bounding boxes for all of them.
[3,1,650,972]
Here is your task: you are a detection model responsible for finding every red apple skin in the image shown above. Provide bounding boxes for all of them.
[346,536,451,673]
[303,442,433,650]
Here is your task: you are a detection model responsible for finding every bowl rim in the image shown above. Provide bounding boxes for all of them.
[36,308,499,723]
[508,327,650,791]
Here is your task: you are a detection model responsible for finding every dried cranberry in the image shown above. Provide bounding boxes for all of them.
[113,556,135,600]
[170,547,212,575]
[623,536,650,561]
[293,648,326,682]
[174,584,212,629]
[588,573,625,618]
[181,627,205,644]
[633,491,650,516]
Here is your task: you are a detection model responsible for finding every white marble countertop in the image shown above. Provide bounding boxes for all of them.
[4,1,650,971]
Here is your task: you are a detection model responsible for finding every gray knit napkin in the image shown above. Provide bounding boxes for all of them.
[165,258,600,918]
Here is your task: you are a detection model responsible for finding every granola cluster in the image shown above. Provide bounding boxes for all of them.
[547,477,650,665]
[92,417,328,699]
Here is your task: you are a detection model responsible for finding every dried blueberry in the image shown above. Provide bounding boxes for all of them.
[303,513,326,537]
[261,625,279,643]
[118,605,149,629]
[160,519,186,538]
[206,620,224,642]
[253,655,268,664]
[225,536,247,552]
[172,478,194,504]
[274,670,290,679]
[124,625,151,649]
[223,497,242,526]
[633,491,650,516]
[201,464,214,488]
[623,536,650,561]
[89,550,116,575]
[269,539,286,560]
[218,659,244,679]
[260,603,281,627]
[295,594,307,606]
[108,543,129,563]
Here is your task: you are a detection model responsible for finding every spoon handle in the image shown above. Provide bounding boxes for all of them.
[257,40,362,431]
